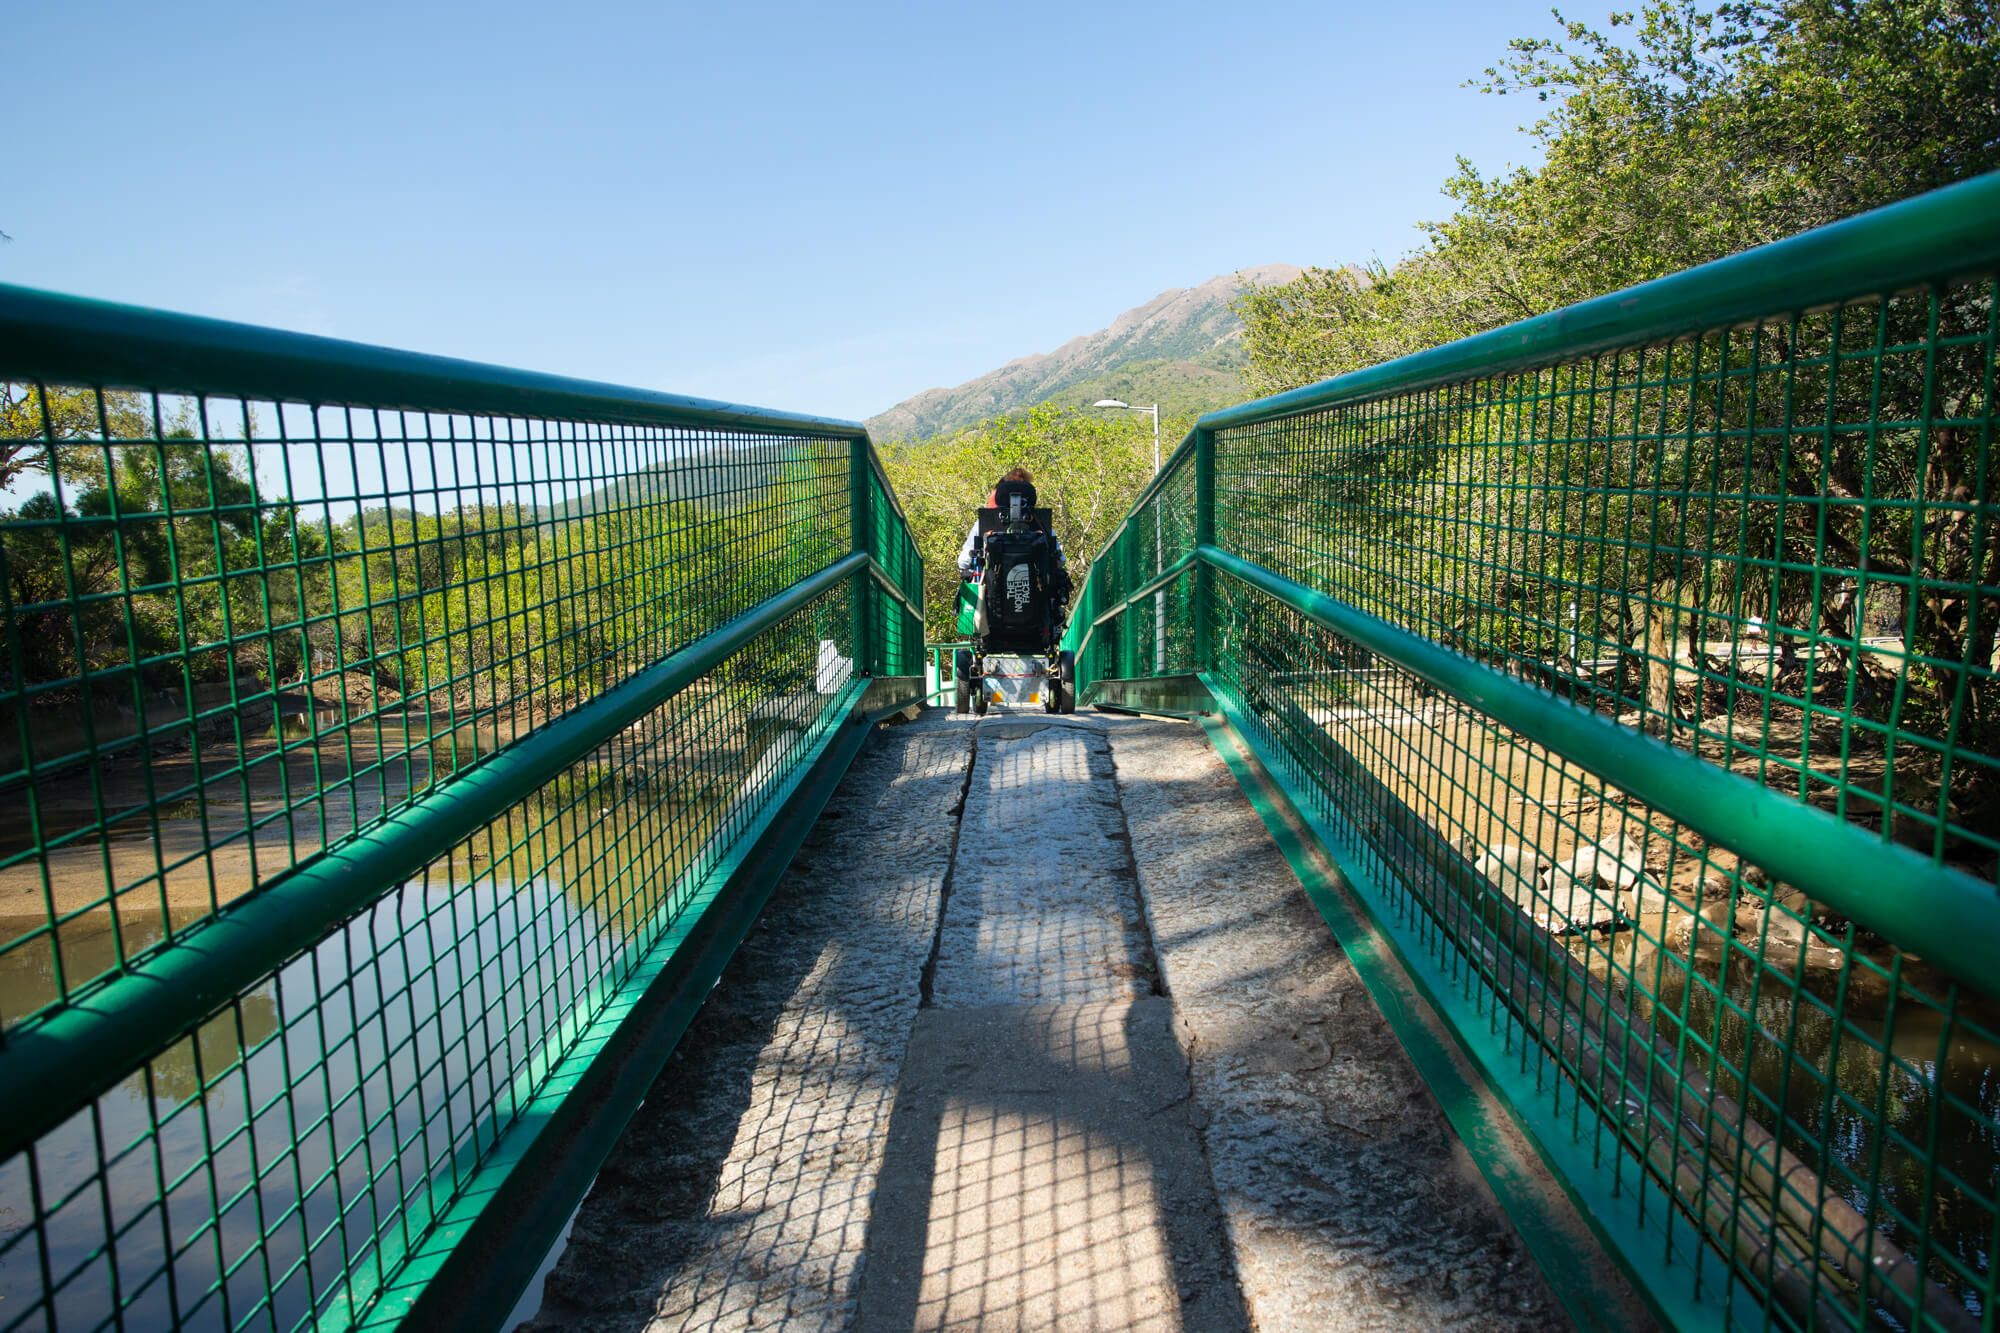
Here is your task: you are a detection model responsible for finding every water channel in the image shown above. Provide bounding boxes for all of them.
[0,867,618,1333]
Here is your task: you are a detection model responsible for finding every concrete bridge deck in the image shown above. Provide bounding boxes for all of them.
[514,709,1607,1332]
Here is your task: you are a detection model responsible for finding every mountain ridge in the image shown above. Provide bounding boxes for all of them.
[866,263,1300,440]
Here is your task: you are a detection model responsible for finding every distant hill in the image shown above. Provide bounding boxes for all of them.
[1049,347,1249,418]
[865,264,1300,441]
[545,446,798,521]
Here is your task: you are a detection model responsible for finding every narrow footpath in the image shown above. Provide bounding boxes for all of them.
[518,710,1580,1333]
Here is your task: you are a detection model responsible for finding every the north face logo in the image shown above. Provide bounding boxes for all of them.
[1005,562,1032,612]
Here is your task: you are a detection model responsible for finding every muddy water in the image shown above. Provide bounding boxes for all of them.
[0,753,730,1332]
[0,872,612,1333]
[0,706,681,1026]
[1610,948,2000,1320]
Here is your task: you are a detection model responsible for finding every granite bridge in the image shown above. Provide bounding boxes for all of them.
[1,172,1998,1333]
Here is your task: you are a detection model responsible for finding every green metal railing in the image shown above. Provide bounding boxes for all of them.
[1065,170,2000,1332]
[924,640,968,705]
[0,286,923,1332]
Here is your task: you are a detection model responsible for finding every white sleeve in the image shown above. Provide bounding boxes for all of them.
[957,520,980,574]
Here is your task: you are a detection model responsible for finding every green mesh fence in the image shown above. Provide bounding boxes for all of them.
[862,459,924,680]
[1065,171,2000,1331]
[0,287,921,1332]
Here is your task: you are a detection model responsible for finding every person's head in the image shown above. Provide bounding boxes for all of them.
[986,468,1034,506]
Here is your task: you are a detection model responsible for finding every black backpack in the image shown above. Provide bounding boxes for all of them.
[976,528,1055,639]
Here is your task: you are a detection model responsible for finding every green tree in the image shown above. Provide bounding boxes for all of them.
[0,382,151,490]
[880,403,1192,642]
[1240,0,2000,396]
[0,436,268,689]
[1230,0,2000,829]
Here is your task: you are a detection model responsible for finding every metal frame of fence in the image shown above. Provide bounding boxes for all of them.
[0,286,923,1333]
[1063,169,2000,1332]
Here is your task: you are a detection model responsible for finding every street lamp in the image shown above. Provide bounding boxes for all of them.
[1091,399,1166,674]
[1091,399,1159,474]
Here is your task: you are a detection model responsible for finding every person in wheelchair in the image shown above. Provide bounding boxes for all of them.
[953,469,1076,713]
[956,469,1065,580]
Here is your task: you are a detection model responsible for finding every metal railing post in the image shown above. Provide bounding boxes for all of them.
[850,435,874,678]
[1194,425,1215,672]
[1121,529,1140,678]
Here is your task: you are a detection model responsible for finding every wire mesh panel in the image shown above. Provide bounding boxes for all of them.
[0,395,852,1024]
[0,587,852,1333]
[1065,173,2000,1331]
[1071,455,1199,686]
[1210,284,1999,1332]
[865,461,925,680]
[0,293,921,1332]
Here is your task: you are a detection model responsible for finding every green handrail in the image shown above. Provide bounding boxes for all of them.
[0,285,924,1333]
[0,283,865,438]
[1202,544,2000,999]
[1065,168,2000,1333]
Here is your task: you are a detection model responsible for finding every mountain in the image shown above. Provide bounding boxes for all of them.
[545,445,798,521]
[865,264,1301,441]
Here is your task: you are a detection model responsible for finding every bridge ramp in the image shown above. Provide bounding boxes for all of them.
[517,710,1585,1332]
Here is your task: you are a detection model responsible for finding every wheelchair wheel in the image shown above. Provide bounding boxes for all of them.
[1058,650,1077,714]
[953,649,974,714]
[974,683,988,715]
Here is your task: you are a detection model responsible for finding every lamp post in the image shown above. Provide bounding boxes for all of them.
[1092,399,1166,674]
[1092,398,1160,475]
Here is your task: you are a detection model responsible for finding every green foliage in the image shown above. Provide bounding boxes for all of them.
[0,404,849,725]
[0,429,281,688]
[0,382,151,490]
[880,403,1199,641]
[1226,0,2000,805]
[1237,0,2000,396]
[1049,357,1247,419]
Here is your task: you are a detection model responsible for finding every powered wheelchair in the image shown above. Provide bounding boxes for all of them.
[952,478,1076,715]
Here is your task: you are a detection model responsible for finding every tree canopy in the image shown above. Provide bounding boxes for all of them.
[1237,0,2000,395]
[879,403,1199,642]
[1229,0,2000,837]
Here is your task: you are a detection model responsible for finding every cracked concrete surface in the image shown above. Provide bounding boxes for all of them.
[517,709,1592,1333]
[1108,720,1573,1331]
[860,717,1241,1333]
[927,719,1153,1008]
[518,723,968,1332]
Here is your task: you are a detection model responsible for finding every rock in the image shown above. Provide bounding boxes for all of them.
[1694,872,1737,911]
[1666,880,1740,953]
[1535,858,1630,934]
[1755,929,1848,973]
[1474,843,1570,931]
[1474,843,1546,897]
[1578,833,1650,890]
[1737,898,1810,947]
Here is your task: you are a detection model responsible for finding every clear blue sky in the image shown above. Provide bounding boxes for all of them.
[4,0,1564,423]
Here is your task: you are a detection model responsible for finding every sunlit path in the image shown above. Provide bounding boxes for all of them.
[518,711,1572,1332]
